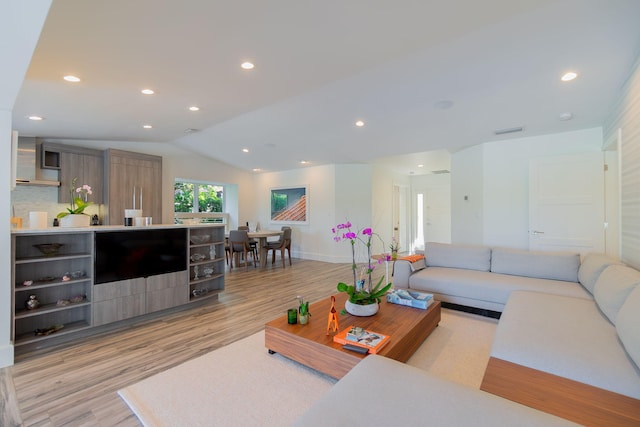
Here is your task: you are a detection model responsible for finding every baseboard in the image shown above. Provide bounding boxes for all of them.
[441,302,501,319]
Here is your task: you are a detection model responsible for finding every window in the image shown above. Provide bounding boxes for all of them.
[174,180,224,213]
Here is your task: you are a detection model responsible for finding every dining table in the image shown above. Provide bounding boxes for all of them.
[247,230,284,268]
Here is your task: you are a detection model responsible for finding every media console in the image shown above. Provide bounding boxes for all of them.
[11,224,225,355]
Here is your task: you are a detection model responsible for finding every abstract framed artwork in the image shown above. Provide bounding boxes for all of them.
[270,186,308,224]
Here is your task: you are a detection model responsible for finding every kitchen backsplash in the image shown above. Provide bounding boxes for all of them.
[11,185,103,228]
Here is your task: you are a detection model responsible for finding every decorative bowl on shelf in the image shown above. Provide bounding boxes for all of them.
[190,235,210,245]
[33,243,64,256]
[190,253,207,262]
[203,267,214,277]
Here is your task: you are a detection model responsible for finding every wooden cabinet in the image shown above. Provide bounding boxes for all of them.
[147,271,189,313]
[104,149,162,226]
[92,278,146,326]
[188,225,226,302]
[12,231,94,347]
[58,148,104,204]
[11,226,222,353]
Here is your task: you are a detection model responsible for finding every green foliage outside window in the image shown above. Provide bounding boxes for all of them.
[174,182,223,212]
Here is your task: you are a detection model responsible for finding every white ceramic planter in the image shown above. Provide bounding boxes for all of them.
[345,300,379,317]
[59,214,90,228]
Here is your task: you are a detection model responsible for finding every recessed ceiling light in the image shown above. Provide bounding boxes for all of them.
[28,115,44,121]
[300,160,308,165]
[63,75,81,82]
[559,112,573,121]
[242,148,249,153]
[141,89,155,95]
[143,125,152,129]
[241,62,255,70]
[252,168,261,172]
[417,164,424,168]
[561,72,578,82]
[355,120,365,127]
[189,106,200,111]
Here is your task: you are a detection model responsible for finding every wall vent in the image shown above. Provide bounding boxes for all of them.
[494,126,524,135]
[431,169,450,174]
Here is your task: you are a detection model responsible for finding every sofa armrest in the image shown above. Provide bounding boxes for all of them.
[393,260,414,289]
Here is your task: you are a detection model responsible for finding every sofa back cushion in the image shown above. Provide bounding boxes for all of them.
[593,264,640,324]
[425,242,491,272]
[578,253,620,294]
[490,247,580,282]
[616,285,640,369]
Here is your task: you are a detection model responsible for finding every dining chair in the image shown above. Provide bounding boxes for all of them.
[224,236,231,266]
[229,230,257,270]
[264,227,292,268]
[238,225,259,258]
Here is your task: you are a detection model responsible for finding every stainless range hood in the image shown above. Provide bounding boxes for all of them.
[15,137,60,187]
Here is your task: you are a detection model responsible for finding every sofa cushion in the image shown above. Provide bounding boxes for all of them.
[293,355,578,426]
[616,285,640,369]
[491,291,640,398]
[593,264,640,324]
[425,242,491,271]
[579,253,620,294]
[491,247,580,282]
[409,267,592,307]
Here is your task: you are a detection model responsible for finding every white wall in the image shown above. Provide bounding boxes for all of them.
[1,0,53,368]
[253,163,405,263]
[451,144,484,244]
[452,127,604,249]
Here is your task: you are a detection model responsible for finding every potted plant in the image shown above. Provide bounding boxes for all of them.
[389,237,400,260]
[332,221,393,316]
[297,295,310,325]
[57,177,93,227]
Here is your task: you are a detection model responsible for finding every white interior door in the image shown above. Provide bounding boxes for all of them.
[529,152,605,254]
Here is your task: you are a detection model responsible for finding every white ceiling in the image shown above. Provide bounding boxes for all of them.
[12,0,640,175]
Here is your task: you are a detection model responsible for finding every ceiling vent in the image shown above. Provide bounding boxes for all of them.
[494,126,524,135]
[431,169,450,174]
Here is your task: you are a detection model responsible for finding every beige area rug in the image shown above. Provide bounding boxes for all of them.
[118,309,498,427]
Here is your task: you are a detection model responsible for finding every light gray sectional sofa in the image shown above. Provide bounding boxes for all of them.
[296,244,640,425]
[393,242,592,312]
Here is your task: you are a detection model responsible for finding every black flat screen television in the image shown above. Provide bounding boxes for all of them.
[94,228,187,284]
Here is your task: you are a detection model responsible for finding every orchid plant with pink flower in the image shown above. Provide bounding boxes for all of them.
[57,177,93,219]
[332,221,392,305]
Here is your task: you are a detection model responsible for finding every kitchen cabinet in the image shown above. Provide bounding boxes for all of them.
[42,143,105,204]
[104,149,162,226]
[12,231,94,347]
[188,226,226,302]
[11,225,223,354]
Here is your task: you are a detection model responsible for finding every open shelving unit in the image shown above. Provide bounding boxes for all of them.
[187,225,226,302]
[12,231,94,347]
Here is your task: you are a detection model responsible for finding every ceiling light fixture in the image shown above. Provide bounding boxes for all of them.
[28,115,44,121]
[143,125,152,129]
[189,106,200,111]
[355,120,365,127]
[141,89,155,95]
[242,148,249,153]
[417,164,424,168]
[300,160,308,165]
[252,168,261,172]
[559,112,573,121]
[561,72,578,82]
[63,75,81,82]
[241,62,255,70]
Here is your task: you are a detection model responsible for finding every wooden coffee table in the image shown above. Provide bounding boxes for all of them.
[264,292,441,379]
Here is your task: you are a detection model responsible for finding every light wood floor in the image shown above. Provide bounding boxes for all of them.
[1,258,359,427]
